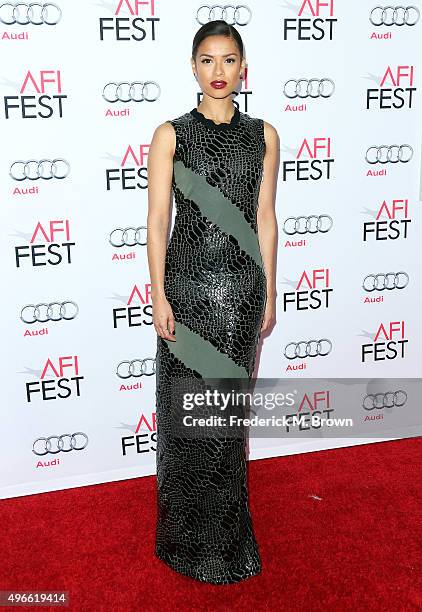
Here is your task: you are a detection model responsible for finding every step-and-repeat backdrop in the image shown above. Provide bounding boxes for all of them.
[1,1,421,499]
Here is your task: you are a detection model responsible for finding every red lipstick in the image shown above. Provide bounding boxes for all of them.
[210,80,227,89]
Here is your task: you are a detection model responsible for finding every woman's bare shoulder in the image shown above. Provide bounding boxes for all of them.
[153,120,175,137]
[150,121,176,155]
[262,120,279,139]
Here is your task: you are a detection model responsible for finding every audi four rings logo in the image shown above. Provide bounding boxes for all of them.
[369,6,420,26]
[20,301,79,324]
[365,145,413,164]
[283,215,333,235]
[0,2,61,25]
[196,5,252,25]
[32,432,88,456]
[116,359,156,379]
[10,159,70,181]
[362,390,407,410]
[363,272,409,292]
[283,79,335,99]
[110,227,147,247]
[102,82,161,103]
[284,339,332,360]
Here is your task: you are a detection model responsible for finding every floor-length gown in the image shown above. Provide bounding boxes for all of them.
[154,104,267,584]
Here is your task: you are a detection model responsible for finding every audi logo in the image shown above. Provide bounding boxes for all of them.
[362,390,407,410]
[283,79,335,99]
[363,272,409,292]
[283,215,333,235]
[33,433,88,456]
[110,227,147,247]
[365,145,413,165]
[196,4,252,25]
[116,359,156,379]
[20,301,79,324]
[0,2,61,25]
[102,81,161,103]
[284,339,332,360]
[369,6,420,26]
[9,159,70,181]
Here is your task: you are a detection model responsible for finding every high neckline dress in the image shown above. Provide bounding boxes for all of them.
[154,103,267,584]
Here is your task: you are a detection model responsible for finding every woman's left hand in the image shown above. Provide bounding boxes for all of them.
[261,294,276,333]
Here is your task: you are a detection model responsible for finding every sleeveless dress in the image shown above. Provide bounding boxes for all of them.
[154,105,267,584]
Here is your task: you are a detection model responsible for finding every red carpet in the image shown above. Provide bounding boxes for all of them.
[1,438,421,611]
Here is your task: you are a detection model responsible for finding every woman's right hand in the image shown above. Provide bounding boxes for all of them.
[153,295,176,341]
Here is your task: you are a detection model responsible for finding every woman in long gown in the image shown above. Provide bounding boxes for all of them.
[147,20,278,584]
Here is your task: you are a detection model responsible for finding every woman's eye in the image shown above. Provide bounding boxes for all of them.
[200,58,236,64]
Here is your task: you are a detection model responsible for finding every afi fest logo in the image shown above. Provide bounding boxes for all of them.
[120,412,157,456]
[366,65,416,109]
[99,0,159,41]
[284,389,334,433]
[14,220,75,268]
[283,268,333,311]
[25,356,84,402]
[363,199,411,241]
[283,0,337,40]
[3,70,66,119]
[106,145,149,191]
[112,283,153,328]
[282,137,333,181]
[361,321,408,362]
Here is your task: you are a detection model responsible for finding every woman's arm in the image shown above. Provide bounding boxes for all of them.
[257,121,280,330]
[147,121,177,340]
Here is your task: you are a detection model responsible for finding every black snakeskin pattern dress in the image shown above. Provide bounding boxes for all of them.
[154,105,267,584]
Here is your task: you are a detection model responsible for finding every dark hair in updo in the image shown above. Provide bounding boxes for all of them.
[192,20,245,60]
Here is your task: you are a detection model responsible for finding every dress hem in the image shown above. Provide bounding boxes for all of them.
[155,548,262,585]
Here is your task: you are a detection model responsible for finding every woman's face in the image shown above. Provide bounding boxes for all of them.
[192,35,244,98]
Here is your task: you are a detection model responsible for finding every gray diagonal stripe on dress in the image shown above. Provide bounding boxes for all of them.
[163,320,249,378]
[173,160,264,269]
